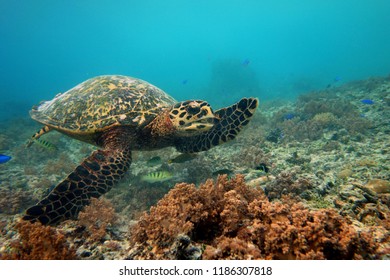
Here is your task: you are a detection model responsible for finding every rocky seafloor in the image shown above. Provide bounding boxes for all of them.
[0,75,389,260]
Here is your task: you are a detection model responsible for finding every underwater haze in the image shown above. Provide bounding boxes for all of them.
[1,0,390,262]
[1,0,390,120]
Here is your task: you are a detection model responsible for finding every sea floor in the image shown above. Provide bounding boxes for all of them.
[0,75,389,259]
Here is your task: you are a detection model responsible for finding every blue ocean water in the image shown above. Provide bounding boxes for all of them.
[1,0,390,120]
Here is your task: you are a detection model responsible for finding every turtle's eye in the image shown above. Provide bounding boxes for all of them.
[198,108,208,117]
[187,106,200,115]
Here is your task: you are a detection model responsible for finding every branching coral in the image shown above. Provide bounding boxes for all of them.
[78,197,119,242]
[129,175,261,259]
[238,199,371,260]
[128,175,380,260]
[0,220,76,260]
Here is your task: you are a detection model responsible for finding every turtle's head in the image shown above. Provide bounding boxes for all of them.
[169,100,216,136]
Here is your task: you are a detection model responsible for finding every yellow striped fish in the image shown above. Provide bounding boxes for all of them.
[141,171,173,183]
[33,138,58,151]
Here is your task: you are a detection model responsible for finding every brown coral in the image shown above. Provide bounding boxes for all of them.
[243,199,371,259]
[128,175,381,260]
[0,220,76,260]
[78,197,119,242]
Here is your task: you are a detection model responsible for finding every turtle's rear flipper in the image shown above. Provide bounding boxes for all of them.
[23,147,131,225]
[175,97,258,153]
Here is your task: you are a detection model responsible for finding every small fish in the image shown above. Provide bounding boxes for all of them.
[212,168,233,176]
[0,154,11,164]
[327,76,341,89]
[242,58,250,67]
[256,163,269,173]
[146,156,162,167]
[141,171,173,183]
[334,76,341,82]
[33,138,58,151]
[182,79,188,85]
[361,99,374,105]
[168,153,197,164]
[283,113,296,120]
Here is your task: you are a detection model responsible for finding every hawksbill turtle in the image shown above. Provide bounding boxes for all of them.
[23,75,258,225]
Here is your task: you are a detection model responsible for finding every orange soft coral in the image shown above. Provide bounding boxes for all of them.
[1,220,76,260]
[78,197,118,243]
[129,175,381,260]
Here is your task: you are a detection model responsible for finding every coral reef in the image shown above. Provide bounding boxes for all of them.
[0,187,32,215]
[230,145,270,170]
[363,179,390,194]
[43,153,76,176]
[128,175,381,260]
[106,175,175,220]
[0,75,389,260]
[336,180,390,226]
[268,88,373,142]
[78,197,119,243]
[0,134,12,150]
[48,197,126,260]
[264,171,313,200]
[0,220,76,260]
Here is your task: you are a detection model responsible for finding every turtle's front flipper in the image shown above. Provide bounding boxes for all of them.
[23,146,131,225]
[175,97,258,153]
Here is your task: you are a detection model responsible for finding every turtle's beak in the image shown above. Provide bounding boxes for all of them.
[185,106,217,130]
[183,117,215,131]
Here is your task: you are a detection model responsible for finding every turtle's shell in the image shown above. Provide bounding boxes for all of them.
[31,75,177,136]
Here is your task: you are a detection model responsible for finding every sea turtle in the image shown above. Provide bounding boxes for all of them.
[23,75,258,225]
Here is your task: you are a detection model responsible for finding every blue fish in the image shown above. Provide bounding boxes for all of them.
[334,76,341,82]
[242,58,250,66]
[0,154,11,164]
[283,113,296,120]
[361,99,374,105]
[181,79,188,85]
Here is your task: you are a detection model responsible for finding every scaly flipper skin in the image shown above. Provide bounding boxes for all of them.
[175,97,258,153]
[23,146,132,225]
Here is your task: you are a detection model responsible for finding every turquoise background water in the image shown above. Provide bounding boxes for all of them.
[1,0,389,120]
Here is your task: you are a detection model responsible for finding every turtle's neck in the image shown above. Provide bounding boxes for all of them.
[96,110,177,151]
[97,126,136,150]
[137,109,177,150]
